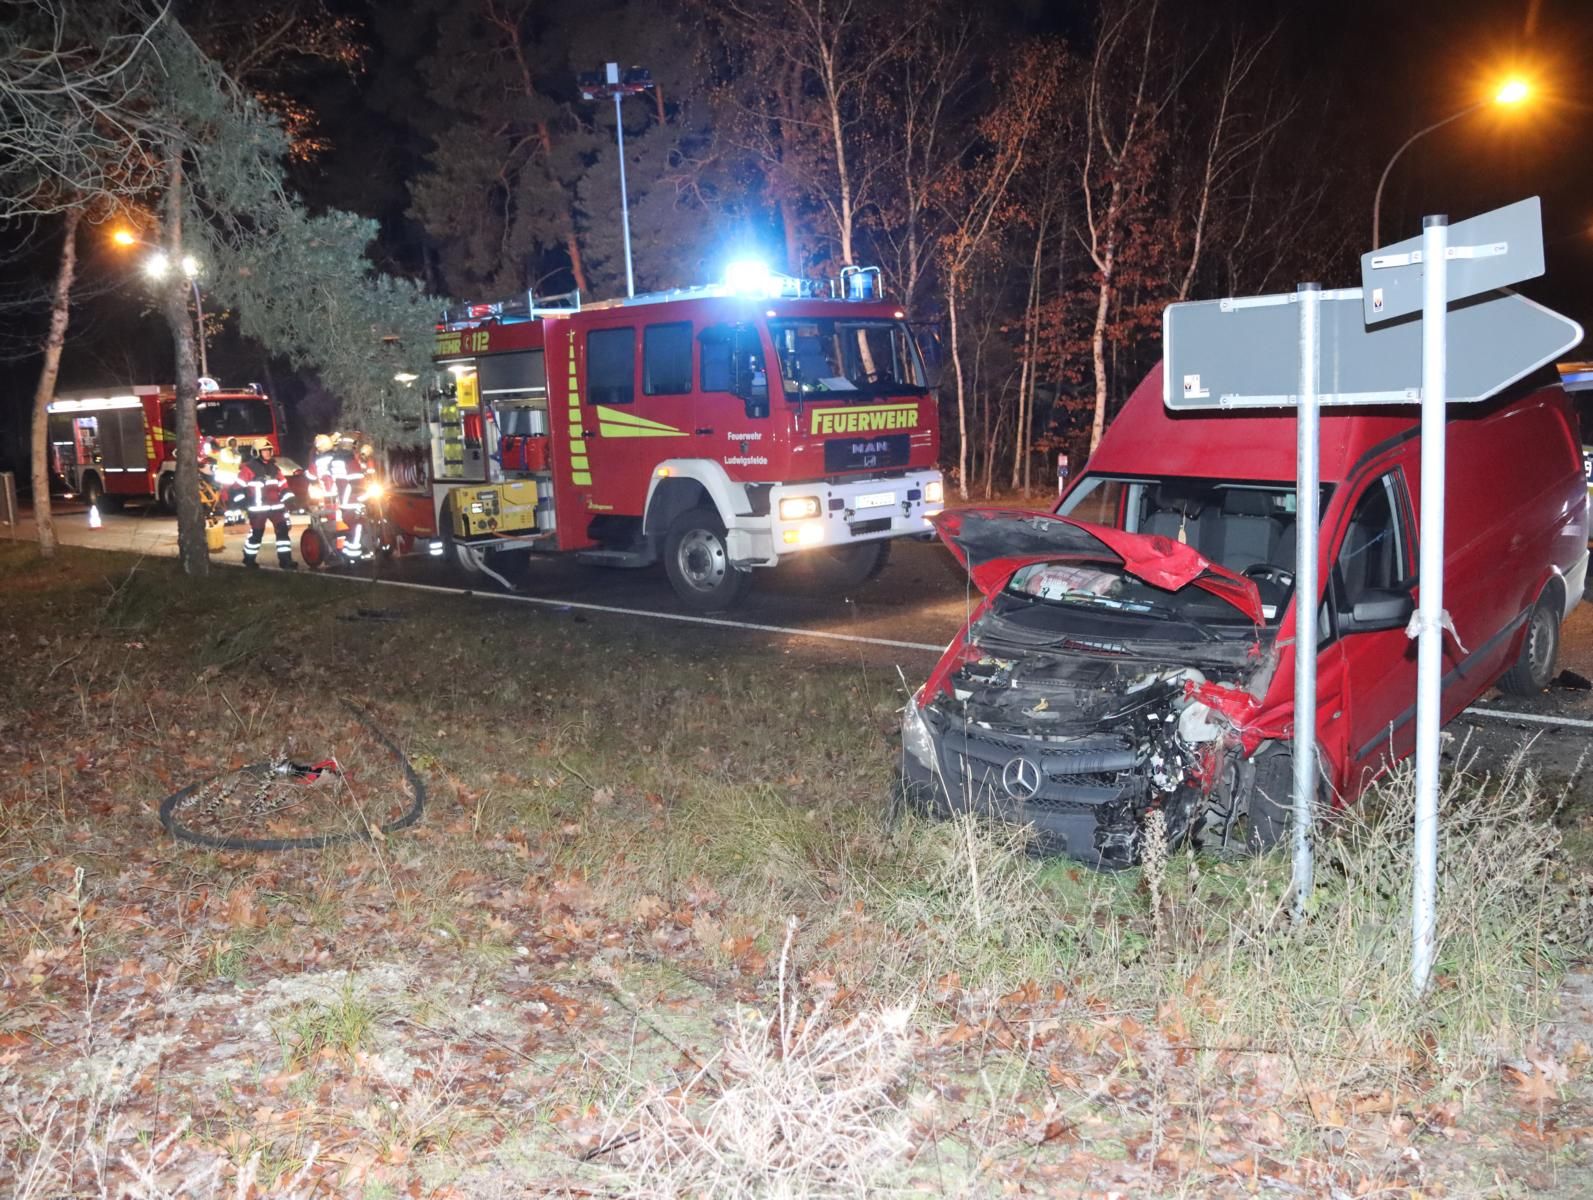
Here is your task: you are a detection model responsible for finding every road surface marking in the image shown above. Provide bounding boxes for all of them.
[1461,704,1593,731]
[309,569,950,654]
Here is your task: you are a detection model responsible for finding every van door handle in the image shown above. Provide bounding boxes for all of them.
[583,428,595,437]
[694,427,714,436]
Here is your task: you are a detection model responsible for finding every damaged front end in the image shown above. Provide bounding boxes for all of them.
[903,510,1279,868]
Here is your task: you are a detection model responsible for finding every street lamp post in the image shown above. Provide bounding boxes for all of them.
[1372,79,1532,248]
[578,63,654,299]
[113,230,209,380]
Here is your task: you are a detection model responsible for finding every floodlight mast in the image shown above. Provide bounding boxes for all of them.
[579,62,654,299]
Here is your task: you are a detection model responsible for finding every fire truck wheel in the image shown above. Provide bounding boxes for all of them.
[664,507,750,611]
[300,528,328,569]
[81,473,110,510]
[158,474,177,514]
[817,539,891,588]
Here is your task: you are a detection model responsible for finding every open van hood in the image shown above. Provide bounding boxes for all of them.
[931,508,1264,625]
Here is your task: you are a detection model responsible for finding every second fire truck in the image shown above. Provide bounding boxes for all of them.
[48,380,283,511]
[384,264,944,609]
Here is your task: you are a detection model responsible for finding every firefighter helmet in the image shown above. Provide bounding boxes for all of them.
[314,433,334,452]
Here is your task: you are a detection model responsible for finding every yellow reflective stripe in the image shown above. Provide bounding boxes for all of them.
[570,456,589,470]
[597,423,687,439]
[594,406,685,435]
[572,472,592,485]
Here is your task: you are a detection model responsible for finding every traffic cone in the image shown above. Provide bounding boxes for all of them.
[88,504,102,529]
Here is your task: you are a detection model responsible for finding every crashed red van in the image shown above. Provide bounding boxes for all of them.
[901,369,1589,867]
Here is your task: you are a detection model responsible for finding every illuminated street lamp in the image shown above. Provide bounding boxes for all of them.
[1372,78,1532,248]
[578,62,654,299]
[112,228,210,381]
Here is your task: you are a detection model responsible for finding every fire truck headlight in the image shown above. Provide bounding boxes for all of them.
[364,480,384,500]
[924,479,944,504]
[778,495,821,521]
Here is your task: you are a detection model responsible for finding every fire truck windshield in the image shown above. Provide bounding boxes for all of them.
[197,398,274,438]
[768,318,927,399]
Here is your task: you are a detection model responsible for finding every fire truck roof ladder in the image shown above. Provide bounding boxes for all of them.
[439,288,582,330]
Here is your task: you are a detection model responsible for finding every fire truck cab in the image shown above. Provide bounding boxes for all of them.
[397,265,944,609]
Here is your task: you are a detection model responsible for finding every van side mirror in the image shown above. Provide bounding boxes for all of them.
[1341,587,1415,634]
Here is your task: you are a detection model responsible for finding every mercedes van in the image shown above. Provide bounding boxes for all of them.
[901,369,1589,866]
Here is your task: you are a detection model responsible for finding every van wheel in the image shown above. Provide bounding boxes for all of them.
[81,473,105,509]
[158,474,177,513]
[1243,748,1295,853]
[1498,593,1561,696]
[818,540,891,588]
[664,506,750,611]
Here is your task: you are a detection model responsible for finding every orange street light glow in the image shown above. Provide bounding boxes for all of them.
[1495,79,1530,105]
[111,228,137,246]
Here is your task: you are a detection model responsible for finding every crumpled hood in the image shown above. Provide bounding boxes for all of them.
[931,508,1264,625]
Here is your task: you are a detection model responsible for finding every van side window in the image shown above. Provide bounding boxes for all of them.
[643,322,693,396]
[587,328,635,405]
[1059,478,1126,527]
[1333,473,1409,608]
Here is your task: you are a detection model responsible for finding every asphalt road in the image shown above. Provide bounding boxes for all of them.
[11,500,1593,789]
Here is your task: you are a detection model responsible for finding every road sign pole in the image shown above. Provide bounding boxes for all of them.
[1412,215,1449,995]
[1291,282,1321,921]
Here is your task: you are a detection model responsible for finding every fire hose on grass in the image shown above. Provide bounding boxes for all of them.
[159,700,425,851]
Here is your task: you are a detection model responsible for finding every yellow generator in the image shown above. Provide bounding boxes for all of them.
[447,482,542,538]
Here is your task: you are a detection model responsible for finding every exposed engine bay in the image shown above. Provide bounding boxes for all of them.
[903,529,1283,868]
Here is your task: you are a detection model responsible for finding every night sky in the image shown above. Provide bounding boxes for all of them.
[3,0,1591,467]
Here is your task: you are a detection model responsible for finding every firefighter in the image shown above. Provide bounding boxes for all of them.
[311,433,336,491]
[214,438,244,523]
[327,437,368,561]
[232,442,297,570]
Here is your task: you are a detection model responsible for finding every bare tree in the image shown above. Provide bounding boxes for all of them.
[939,43,1061,499]
[713,0,919,270]
[1,0,165,555]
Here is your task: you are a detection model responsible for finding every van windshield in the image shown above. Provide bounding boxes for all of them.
[1058,475,1333,621]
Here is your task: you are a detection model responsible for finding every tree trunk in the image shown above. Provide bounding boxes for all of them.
[948,274,969,501]
[1089,241,1116,453]
[1012,220,1045,490]
[160,155,208,577]
[29,206,82,558]
[779,194,803,275]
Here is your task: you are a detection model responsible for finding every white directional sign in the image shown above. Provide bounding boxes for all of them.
[1362,197,1544,324]
[1164,287,1582,410]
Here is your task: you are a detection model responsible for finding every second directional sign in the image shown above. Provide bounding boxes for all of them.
[1361,196,1545,324]
[1163,288,1582,411]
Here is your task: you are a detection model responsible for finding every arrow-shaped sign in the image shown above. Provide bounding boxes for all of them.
[1164,287,1582,410]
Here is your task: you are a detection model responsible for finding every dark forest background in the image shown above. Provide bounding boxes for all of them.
[3,0,1588,492]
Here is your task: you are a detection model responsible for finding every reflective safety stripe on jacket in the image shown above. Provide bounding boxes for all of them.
[235,462,287,511]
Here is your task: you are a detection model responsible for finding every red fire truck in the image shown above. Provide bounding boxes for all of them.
[386,264,944,609]
[47,381,283,511]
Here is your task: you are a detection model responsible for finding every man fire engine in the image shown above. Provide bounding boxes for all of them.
[384,261,944,610]
[233,443,297,569]
[47,381,281,512]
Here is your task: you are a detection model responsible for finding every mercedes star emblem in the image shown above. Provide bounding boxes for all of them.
[1001,755,1043,801]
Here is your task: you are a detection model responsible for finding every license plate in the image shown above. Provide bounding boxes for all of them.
[855,491,895,510]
